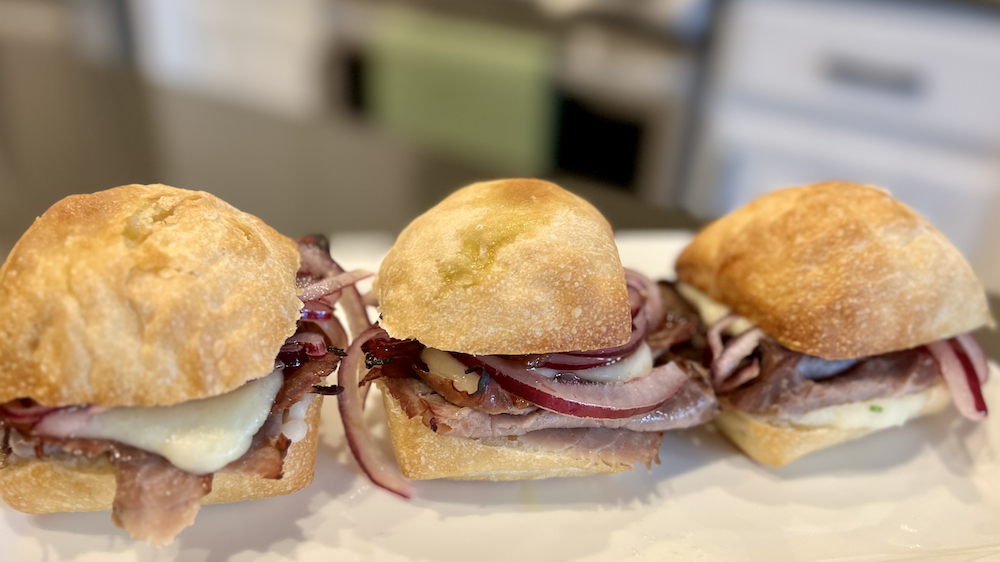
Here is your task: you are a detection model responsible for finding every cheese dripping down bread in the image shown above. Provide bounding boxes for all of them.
[674,182,993,466]
[0,184,372,544]
[338,179,718,495]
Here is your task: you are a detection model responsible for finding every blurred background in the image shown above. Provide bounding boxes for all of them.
[0,0,997,294]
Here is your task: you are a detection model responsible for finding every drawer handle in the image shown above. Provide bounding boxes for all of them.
[823,55,922,98]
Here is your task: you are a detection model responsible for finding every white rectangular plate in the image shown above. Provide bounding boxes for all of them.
[2,231,997,562]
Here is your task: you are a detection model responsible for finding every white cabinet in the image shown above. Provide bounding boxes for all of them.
[129,0,328,118]
[684,0,1000,291]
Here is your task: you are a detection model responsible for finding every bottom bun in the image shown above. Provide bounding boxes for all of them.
[714,383,951,467]
[378,381,639,480]
[0,396,322,514]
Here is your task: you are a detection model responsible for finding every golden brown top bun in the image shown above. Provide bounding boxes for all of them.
[676,182,992,360]
[376,179,631,355]
[0,184,302,407]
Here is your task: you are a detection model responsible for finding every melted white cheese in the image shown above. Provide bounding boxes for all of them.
[73,371,283,475]
[421,348,481,393]
[675,282,757,335]
[281,393,314,444]
[532,342,654,383]
[790,384,949,429]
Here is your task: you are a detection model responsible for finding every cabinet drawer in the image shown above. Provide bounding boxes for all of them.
[715,0,1000,147]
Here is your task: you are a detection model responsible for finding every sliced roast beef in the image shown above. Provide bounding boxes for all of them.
[220,413,289,479]
[414,367,536,415]
[649,282,708,365]
[646,281,701,354]
[0,234,360,544]
[110,445,213,546]
[385,377,663,469]
[382,372,716,438]
[272,351,340,414]
[720,339,940,418]
[489,427,663,469]
[7,411,293,545]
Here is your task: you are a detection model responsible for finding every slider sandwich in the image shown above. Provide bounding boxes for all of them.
[338,179,717,495]
[675,182,993,466]
[0,184,371,544]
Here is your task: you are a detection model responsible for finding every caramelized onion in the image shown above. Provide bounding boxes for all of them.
[338,325,413,498]
[285,332,328,357]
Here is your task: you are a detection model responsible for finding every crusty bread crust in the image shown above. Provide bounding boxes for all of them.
[378,381,633,480]
[0,395,321,513]
[713,383,950,466]
[376,179,631,355]
[0,184,302,406]
[675,182,992,360]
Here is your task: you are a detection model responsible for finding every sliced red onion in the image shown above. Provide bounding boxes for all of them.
[320,290,344,309]
[0,401,59,423]
[299,269,373,303]
[337,325,413,499]
[529,312,646,369]
[32,407,95,437]
[711,327,764,388]
[298,301,348,351]
[326,262,372,340]
[316,318,349,352]
[927,339,987,421]
[530,353,626,371]
[625,268,665,332]
[298,241,338,278]
[457,354,688,419]
[554,274,649,361]
[718,358,760,393]
[329,258,375,401]
[301,300,334,320]
[569,311,648,360]
[707,313,737,364]
[297,238,371,338]
[956,332,989,385]
[627,285,642,316]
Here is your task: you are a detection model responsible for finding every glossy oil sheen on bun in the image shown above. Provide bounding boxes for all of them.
[676,182,992,360]
[0,184,302,407]
[376,179,631,355]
